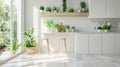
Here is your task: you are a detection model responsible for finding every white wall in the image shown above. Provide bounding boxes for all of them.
[24,0,93,32]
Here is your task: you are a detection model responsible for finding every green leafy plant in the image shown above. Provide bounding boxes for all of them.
[53,6,57,11]
[80,1,86,8]
[46,7,52,12]
[102,24,111,30]
[62,0,67,12]
[39,6,44,10]
[12,40,20,52]
[72,26,75,29]
[69,8,74,12]
[53,23,61,30]
[72,26,75,32]
[53,6,60,12]
[23,28,36,48]
[44,20,54,28]
[65,25,70,30]
[97,26,102,30]
[0,21,10,48]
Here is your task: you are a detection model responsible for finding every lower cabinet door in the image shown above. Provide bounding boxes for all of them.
[115,33,120,56]
[102,33,115,56]
[89,34,102,55]
[76,33,89,55]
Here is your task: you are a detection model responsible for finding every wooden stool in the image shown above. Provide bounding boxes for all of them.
[39,38,50,54]
[57,38,67,54]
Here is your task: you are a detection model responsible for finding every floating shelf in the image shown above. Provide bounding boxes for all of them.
[38,12,89,17]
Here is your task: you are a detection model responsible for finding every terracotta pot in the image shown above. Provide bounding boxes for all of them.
[26,47,36,54]
[11,51,16,54]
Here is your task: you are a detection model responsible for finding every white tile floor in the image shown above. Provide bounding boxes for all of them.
[1,53,120,67]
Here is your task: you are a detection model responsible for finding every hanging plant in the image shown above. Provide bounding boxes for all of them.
[62,0,67,12]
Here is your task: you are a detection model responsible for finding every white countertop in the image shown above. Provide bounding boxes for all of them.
[41,32,120,34]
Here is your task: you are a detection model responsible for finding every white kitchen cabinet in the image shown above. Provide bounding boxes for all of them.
[106,0,120,18]
[115,33,120,56]
[89,0,106,18]
[76,33,89,55]
[102,33,115,56]
[75,33,120,56]
[89,0,120,19]
[89,34,102,55]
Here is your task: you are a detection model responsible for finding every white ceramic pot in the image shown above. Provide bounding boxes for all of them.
[66,29,69,32]
[46,11,51,13]
[78,10,81,12]
[72,29,75,32]
[81,8,85,12]
[47,28,53,32]
[104,30,108,32]
[97,30,102,32]
[53,11,58,13]
[40,10,44,13]
[55,29,59,32]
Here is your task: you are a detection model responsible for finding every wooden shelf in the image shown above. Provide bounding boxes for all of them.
[38,12,89,17]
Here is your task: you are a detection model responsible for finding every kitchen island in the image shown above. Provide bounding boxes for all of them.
[41,32,120,56]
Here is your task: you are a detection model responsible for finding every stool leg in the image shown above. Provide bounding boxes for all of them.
[64,39,67,53]
[40,40,43,53]
[46,39,50,55]
[57,40,60,54]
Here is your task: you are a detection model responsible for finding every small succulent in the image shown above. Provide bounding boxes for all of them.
[65,25,70,29]
[53,6,58,11]
[80,1,86,8]
[46,7,52,12]
[102,24,111,30]
[53,23,61,29]
[72,26,75,29]
[97,26,102,30]
[69,8,74,12]
[40,6,44,10]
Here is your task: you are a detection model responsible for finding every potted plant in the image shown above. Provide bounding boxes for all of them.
[46,7,52,13]
[11,40,20,54]
[80,1,86,12]
[0,44,6,55]
[62,0,67,12]
[44,20,54,32]
[97,26,103,32]
[53,23,61,32]
[23,28,37,54]
[39,6,45,13]
[69,8,74,12]
[53,6,59,12]
[72,26,75,32]
[102,24,111,32]
[65,25,70,32]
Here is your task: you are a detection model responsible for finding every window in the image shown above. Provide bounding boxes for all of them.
[0,0,23,62]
